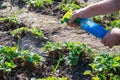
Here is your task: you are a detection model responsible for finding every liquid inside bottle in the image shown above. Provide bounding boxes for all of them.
[80,18,108,38]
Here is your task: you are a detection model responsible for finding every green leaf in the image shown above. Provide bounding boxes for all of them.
[112,62,120,67]
[98,74,106,80]
[113,56,120,61]
[94,57,102,63]
[83,70,91,75]
[5,68,11,72]
[5,61,16,68]
[0,45,42,72]
[89,63,96,71]
[113,75,120,80]
[92,77,100,80]
[33,54,41,62]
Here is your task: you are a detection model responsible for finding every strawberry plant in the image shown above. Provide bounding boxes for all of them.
[63,42,93,65]
[7,15,21,24]
[41,41,93,66]
[84,54,120,80]
[110,20,120,28]
[23,0,53,9]
[58,0,80,12]
[10,27,45,39]
[106,12,120,20]
[41,41,64,59]
[0,14,21,24]
[10,27,45,50]
[0,45,42,72]
[105,20,120,31]
[105,12,120,30]
[92,15,104,22]
[41,41,63,53]
[91,12,120,31]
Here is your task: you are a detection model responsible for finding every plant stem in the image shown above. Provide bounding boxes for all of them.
[52,54,63,74]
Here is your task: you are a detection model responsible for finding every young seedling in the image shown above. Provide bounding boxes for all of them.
[58,0,80,12]
[23,0,53,9]
[84,54,120,80]
[42,41,93,66]
[0,45,42,72]
[10,27,45,50]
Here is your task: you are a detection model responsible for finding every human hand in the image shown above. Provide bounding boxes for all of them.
[67,9,85,28]
[102,28,120,48]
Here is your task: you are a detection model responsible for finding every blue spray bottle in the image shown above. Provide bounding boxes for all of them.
[61,10,108,38]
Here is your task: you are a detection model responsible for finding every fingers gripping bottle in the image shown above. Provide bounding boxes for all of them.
[61,10,108,39]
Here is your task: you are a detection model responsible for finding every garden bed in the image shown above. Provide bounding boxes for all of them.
[0,0,120,80]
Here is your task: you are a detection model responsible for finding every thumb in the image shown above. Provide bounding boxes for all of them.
[68,13,78,25]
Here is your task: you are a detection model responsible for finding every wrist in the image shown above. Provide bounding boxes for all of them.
[77,8,92,18]
[113,28,120,43]
[117,29,120,42]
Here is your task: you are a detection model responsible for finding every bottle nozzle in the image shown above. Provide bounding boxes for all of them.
[61,10,73,24]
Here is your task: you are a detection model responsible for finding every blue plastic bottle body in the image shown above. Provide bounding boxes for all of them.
[79,18,108,38]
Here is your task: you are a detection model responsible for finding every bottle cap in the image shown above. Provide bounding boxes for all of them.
[61,10,73,24]
[61,10,80,24]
